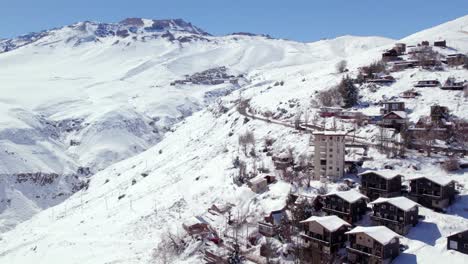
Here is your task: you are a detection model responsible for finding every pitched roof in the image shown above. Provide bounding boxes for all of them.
[300,215,351,232]
[370,197,418,211]
[359,170,403,180]
[410,175,454,186]
[325,189,368,203]
[346,226,400,245]
[384,111,407,119]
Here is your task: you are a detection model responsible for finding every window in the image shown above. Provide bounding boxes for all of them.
[382,205,386,209]
[449,240,458,250]
[464,244,468,249]
[329,154,333,158]
[389,206,394,210]
[329,167,333,170]
[337,168,340,172]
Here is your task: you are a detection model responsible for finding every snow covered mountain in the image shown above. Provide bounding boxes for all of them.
[0,15,467,264]
[0,18,394,231]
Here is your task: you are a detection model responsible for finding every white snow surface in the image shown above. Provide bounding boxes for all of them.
[0,15,467,264]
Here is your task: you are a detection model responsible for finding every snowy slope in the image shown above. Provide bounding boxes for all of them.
[0,15,467,264]
[0,18,394,231]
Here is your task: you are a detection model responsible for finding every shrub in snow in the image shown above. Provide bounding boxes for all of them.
[442,157,460,172]
[317,182,329,195]
[337,183,350,191]
[336,60,348,73]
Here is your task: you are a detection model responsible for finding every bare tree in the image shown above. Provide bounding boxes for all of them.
[410,46,441,68]
[151,229,186,264]
[239,130,255,155]
[336,60,348,73]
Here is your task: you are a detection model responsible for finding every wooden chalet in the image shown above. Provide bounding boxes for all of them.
[382,49,400,62]
[346,226,401,264]
[369,197,419,235]
[359,170,403,201]
[258,207,288,237]
[300,215,351,263]
[407,175,456,210]
[446,53,466,66]
[379,111,408,130]
[400,89,419,98]
[447,229,468,255]
[248,176,268,193]
[366,75,395,84]
[442,77,467,90]
[414,80,440,87]
[380,102,405,115]
[322,189,368,223]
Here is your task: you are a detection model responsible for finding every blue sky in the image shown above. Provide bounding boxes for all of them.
[1,0,467,41]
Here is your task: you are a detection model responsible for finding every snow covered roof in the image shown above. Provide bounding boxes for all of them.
[184,216,208,226]
[249,176,267,185]
[325,189,368,203]
[313,131,347,136]
[384,111,407,119]
[410,175,454,186]
[359,170,403,180]
[370,197,418,211]
[346,226,401,245]
[300,215,351,232]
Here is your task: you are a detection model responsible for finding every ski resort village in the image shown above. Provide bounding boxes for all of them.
[0,12,467,264]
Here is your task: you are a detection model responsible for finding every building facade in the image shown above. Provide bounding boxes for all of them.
[447,229,468,255]
[359,171,402,201]
[408,176,456,210]
[322,190,368,223]
[300,215,351,263]
[346,226,401,264]
[369,197,419,235]
[313,131,346,181]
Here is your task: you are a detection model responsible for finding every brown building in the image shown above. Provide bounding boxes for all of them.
[382,49,400,62]
[401,89,419,99]
[346,226,401,264]
[394,43,406,54]
[258,208,288,237]
[380,102,405,115]
[414,80,440,87]
[434,40,446,47]
[379,111,408,130]
[446,53,467,66]
[441,77,467,90]
[369,197,419,235]
[447,229,468,255]
[407,175,456,210]
[322,189,368,223]
[300,215,351,263]
[359,170,403,201]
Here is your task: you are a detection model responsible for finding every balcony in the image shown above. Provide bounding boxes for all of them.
[347,245,382,259]
[301,232,330,246]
